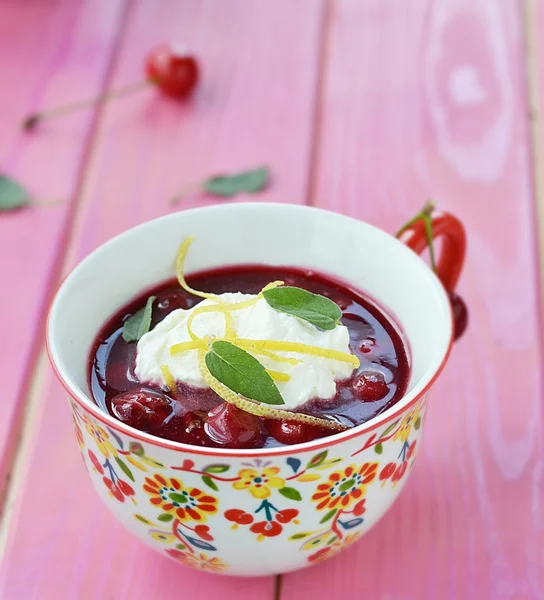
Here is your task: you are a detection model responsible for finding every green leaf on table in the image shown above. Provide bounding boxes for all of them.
[122,296,156,343]
[263,286,342,330]
[278,486,302,501]
[205,341,284,405]
[0,175,30,211]
[204,166,269,197]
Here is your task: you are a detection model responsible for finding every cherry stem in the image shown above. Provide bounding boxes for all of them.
[22,80,151,130]
[395,200,437,273]
[170,181,203,205]
[33,197,65,208]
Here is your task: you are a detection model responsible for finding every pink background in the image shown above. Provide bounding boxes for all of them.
[0,0,543,598]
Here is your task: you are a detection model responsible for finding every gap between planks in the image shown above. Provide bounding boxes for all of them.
[0,353,49,559]
[305,0,334,207]
[522,0,544,319]
[0,0,135,555]
[274,574,282,600]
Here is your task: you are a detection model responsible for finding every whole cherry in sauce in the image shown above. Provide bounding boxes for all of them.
[267,420,331,445]
[352,371,389,402]
[90,265,410,449]
[205,404,263,449]
[110,389,173,432]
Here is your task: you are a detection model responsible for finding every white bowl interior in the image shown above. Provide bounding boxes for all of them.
[48,203,452,443]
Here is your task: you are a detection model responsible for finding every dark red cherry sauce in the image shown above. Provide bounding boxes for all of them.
[89,266,410,449]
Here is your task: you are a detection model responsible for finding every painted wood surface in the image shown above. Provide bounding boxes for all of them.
[0,0,324,598]
[283,1,544,599]
[1,0,543,598]
[0,0,128,486]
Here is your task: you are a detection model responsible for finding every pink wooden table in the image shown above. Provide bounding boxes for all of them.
[1,1,543,598]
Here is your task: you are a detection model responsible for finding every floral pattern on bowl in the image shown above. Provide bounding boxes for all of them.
[71,396,427,576]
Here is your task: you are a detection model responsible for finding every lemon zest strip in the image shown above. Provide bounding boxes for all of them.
[176,237,219,300]
[197,349,346,431]
[169,340,207,356]
[221,281,284,313]
[187,304,236,341]
[160,365,177,393]
[261,280,284,292]
[266,370,291,383]
[250,349,301,366]
[223,308,236,339]
[235,339,360,368]
[173,238,354,430]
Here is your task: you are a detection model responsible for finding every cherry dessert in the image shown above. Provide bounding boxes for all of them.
[90,266,410,449]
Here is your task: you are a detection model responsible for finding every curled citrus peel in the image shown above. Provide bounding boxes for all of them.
[170,339,206,355]
[250,349,301,366]
[266,370,291,383]
[160,364,177,393]
[186,303,233,341]
[235,339,359,368]
[176,237,219,301]
[166,237,357,432]
[197,349,346,431]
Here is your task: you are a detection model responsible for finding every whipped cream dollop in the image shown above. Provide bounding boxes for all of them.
[135,292,356,410]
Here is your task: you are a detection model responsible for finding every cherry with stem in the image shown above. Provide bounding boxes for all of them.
[397,201,468,340]
[22,44,199,131]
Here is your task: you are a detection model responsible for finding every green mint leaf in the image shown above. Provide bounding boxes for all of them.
[263,286,342,331]
[122,296,155,343]
[0,175,30,211]
[204,166,269,197]
[205,340,284,406]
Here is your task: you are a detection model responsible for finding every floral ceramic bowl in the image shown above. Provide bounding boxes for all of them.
[47,203,465,576]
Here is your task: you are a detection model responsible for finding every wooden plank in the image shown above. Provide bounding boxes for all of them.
[0,0,128,486]
[0,0,325,597]
[282,1,544,599]
[525,0,544,315]
[64,0,325,263]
